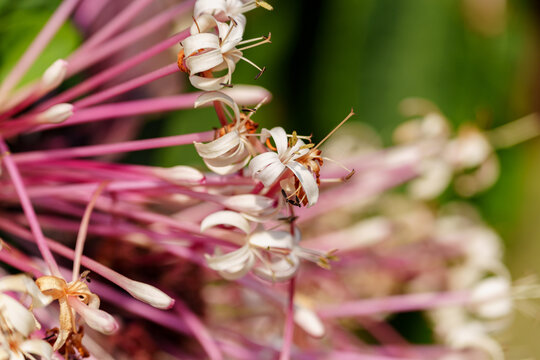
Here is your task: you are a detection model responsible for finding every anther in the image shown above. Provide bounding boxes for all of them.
[255,66,266,80]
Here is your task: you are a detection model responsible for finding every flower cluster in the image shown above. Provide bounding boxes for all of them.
[0,1,537,359]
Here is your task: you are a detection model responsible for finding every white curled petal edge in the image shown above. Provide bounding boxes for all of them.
[221,194,275,214]
[0,294,36,337]
[204,155,250,175]
[206,244,255,280]
[67,297,118,335]
[266,127,288,156]
[253,255,299,282]
[190,74,228,91]
[19,339,53,360]
[286,161,319,206]
[201,210,250,234]
[195,91,241,122]
[249,231,294,250]
[194,131,240,159]
[186,49,224,75]
[249,152,285,186]
[182,32,219,56]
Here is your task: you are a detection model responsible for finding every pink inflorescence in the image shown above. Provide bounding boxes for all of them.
[0,1,532,359]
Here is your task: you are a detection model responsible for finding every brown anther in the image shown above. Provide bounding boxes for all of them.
[220,83,234,88]
[343,169,355,181]
[278,215,299,223]
[255,66,266,80]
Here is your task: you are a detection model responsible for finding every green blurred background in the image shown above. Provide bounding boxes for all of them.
[1,0,540,356]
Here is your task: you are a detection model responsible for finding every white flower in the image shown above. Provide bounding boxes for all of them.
[0,274,53,360]
[249,127,320,206]
[193,92,258,174]
[201,210,298,281]
[194,0,273,23]
[179,15,269,90]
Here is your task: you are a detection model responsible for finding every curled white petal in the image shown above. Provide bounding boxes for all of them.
[19,339,53,360]
[182,32,220,56]
[249,231,293,250]
[0,294,36,337]
[186,49,224,75]
[0,274,52,307]
[286,161,319,206]
[194,131,241,159]
[253,255,299,282]
[206,244,255,280]
[153,166,204,184]
[221,194,275,215]
[249,152,285,186]
[201,210,251,234]
[195,91,241,122]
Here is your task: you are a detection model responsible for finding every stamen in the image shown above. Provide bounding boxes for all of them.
[220,17,238,45]
[314,109,355,150]
[254,66,266,80]
[238,33,272,51]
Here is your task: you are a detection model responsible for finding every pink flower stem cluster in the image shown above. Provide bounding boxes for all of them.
[0,0,533,359]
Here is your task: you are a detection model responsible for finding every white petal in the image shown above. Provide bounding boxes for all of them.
[253,255,299,282]
[248,231,293,250]
[221,85,272,105]
[249,152,284,186]
[0,294,36,337]
[294,304,325,337]
[221,194,275,214]
[201,210,250,234]
[19,339,53,360]
[217,22,243,53]
[182,32,219,56]
[206,245,255,280]
[190,14,220,34]
[67,297,118,334]
[264,127,288,155]
[286,161,319,206]
[195,91,241,122]
[194,131,240,159]
[186,49,224,75]
[154,166,204,184]
[203,142,249,166]
[0,274,52,307]
[194,0,227,17]
[470,277,512,319]
[204,154,250,175]
[189,74,229,91]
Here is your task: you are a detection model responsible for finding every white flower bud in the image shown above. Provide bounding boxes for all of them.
[36,103,73,124]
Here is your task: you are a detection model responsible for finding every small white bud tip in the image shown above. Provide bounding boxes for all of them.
[154,166,205,184]
[36,103,73,124]
[222,85,272,105]
[41,59,68,91]
[122,279,175,309]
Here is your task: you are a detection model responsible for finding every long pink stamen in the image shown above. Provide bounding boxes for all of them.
[66,0,194,76]
[279,277,296,360]
[74,63,180,109]
[70,0,154,59]
[0,0,80,103]
[37,30,190,110]
[0,138,60,276]
[12,130,214,163]
[317,290,472,318]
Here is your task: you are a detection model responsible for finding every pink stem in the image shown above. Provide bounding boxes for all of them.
[0,138,60,276]
[33,93,202,132]
[175,300,224,360]
[66,0,194,76]
[37,30,189,111]
[0,0,80,103]
[12,130,213,163]
[74,63,180,109]
[279,277,296,360]
[70,0,153,59]
[317,290,472,319]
